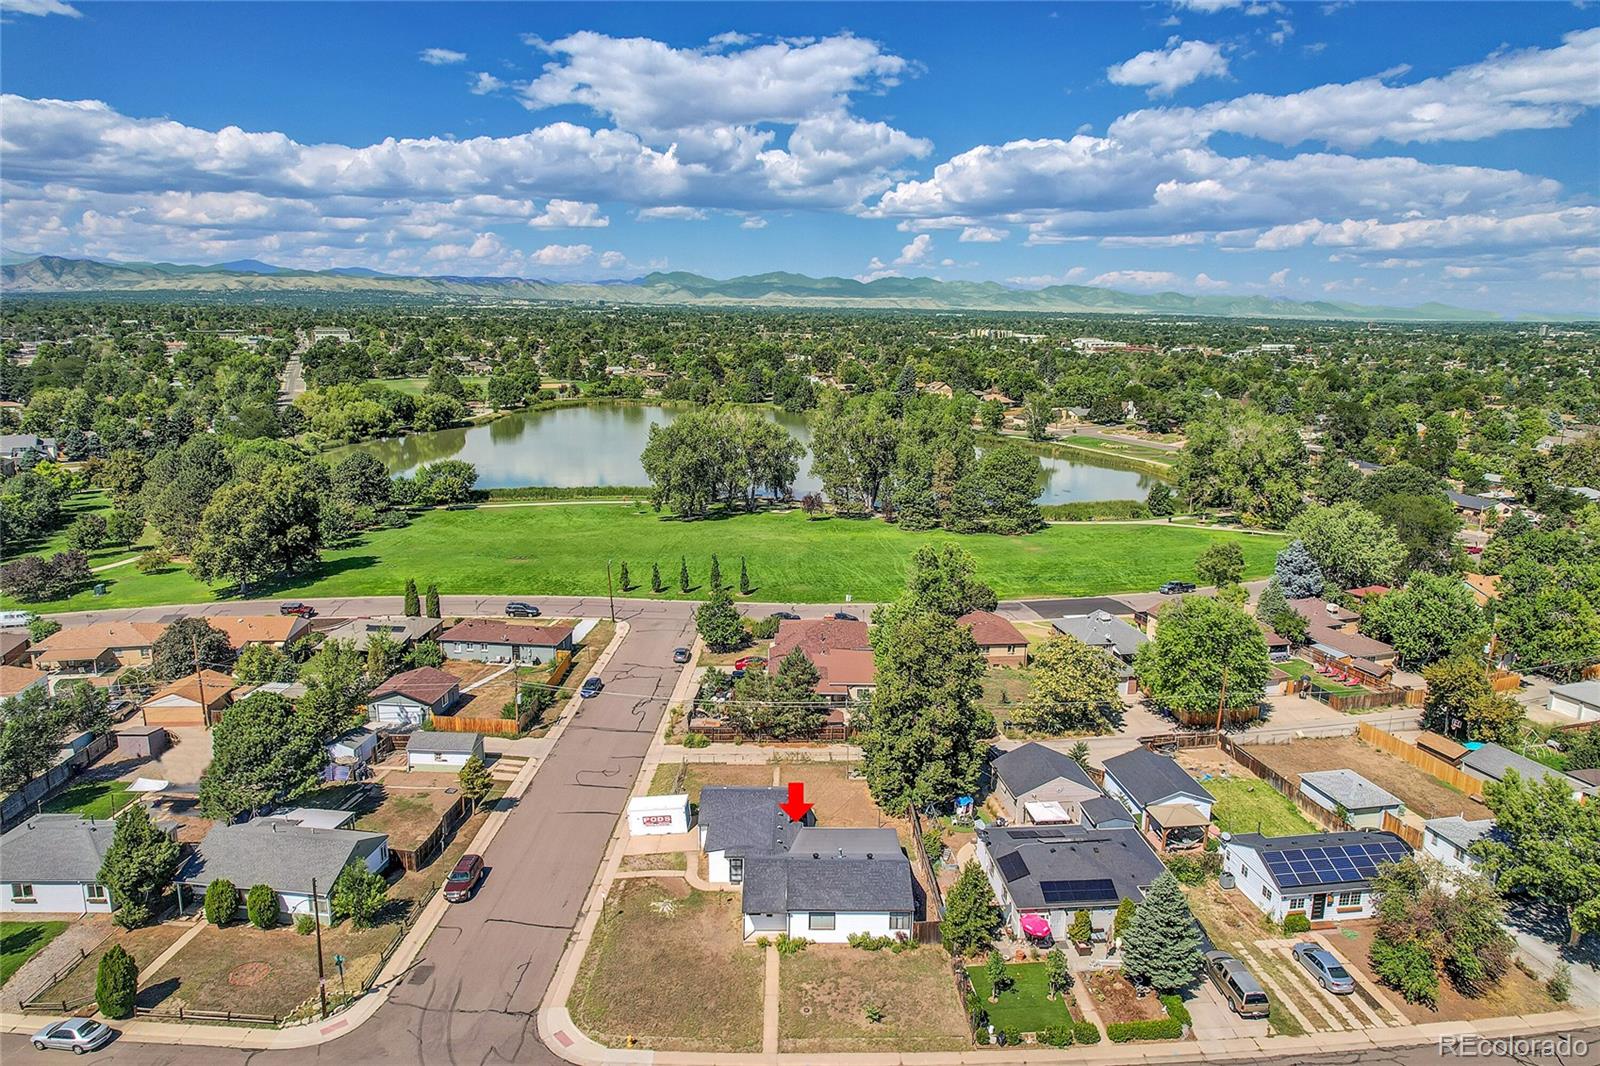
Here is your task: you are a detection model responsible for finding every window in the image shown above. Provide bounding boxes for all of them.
[889,913,911,931]
[86,883,108,904]
[10,883,35,902]
[728,858,744,885]
[809,912,836,931]
[1287,897,1307,911]
[1337,891,1362,907]
[1238,866,1249,880]
[1260,886,1271,900]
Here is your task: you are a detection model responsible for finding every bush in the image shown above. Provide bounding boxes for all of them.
[95,944,138,1019]
[246,883,279,929]
[847,932,896,951]
[1159,993,1191,1026]
[1040,1024,1074,1047]
[1164,850,1222,885]
[774,933,808,957]
[1106,1018,1185,1042]
[1281,912,1311,935]
[682,731,711,749]
[1040,499,1153,522]
[1073,1021,1102,1045]
[864,1002,884,1023]
[204,879,237,926]
[965,989,987,1034]
[1547,962,1571,1003]
[1000,1026,1023,1047]
[295,914,317,936]
[748,615,782,640]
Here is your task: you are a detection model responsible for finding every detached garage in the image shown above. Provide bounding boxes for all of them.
[1550,681,1600,724]
[407,731,483,770]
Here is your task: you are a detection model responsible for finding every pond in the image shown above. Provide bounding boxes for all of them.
[332,402,1160,504]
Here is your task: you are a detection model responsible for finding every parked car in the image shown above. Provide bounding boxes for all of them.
[1293,942,1356,994]
[672,647,692,664]
[1203,951,1271,1018]
[832,611,858,621]
[444,854,484,903]
[505,602,541,618]
[31,1017,115,1054]
[580,676,604,698]
[279,602,316,617]
[0,610,35,628]
[1158,581,1197,595]
[1466,544,1483,555]
[770,611,800,620]
[732,655,766,671]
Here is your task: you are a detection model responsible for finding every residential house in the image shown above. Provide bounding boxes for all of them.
[741,827,915,943]
[0,815,117,915]
[1261,628,1292,662]
[30,621,167,677]
[1287,596,1397,669]
[767,617,876,705]
[323,616,443,648]
[697,785,811,886]
[178,816,389,924]
[407,731,483,771]
[366,666,460,726]
[0,630,31,666]
[141,670,236,728]
[1051,610,1147,678]
[1460,742,1594,798]
[957,611,1029,666]
[1422,816,1497,875]
[1463,573,1502,608]
[1549,681,1600,724]
[1222,831,1412,923]
[1101,747,1214,847]
[438,619,575,664]
[210,615,311,651]
[976,824,1165,942]
[990,743,1102,825]
[238,680,308,702]
[1447,490,1505,529]
[0,664,48,699]
[0,434,59,465]
[1297,770,1405,829]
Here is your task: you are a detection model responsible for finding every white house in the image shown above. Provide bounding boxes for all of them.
[1297,769,1405,830]
[1549,681,1600,724]
[0,815,117,915]
[975,824,1165,942]
[740,828,914,943]
[1101,746,1214,847]
[698,786,805,885]
[1222,831,1411,924]
[406,731,483,770]
[367,667,460,727]
[178,816,389,924]
[1422,816,1497,875]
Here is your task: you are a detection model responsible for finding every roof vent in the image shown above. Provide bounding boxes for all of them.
[812,853,820,859]
[867,853,874,860]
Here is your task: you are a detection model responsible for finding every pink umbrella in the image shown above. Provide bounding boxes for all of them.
[1019,914,1051,939]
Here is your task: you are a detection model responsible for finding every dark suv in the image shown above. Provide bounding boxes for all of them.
[505,602,540,618]
[1158,581,1197,595]
[444,854,484,903]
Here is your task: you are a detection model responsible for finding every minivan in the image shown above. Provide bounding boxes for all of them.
[1204,950,1270,1018]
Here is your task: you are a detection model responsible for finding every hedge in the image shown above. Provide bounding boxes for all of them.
[1040,499,1152,522]
[1074,1020,1102,1044]
[480,485,652,501]
[1106,1018,1185,1042]
[1282,912,1312,934]
[1159,994,1191,1026]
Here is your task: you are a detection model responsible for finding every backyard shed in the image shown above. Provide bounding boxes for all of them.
[1298,769,1406,829]
[407,731,484,770]
[113,725,168,760]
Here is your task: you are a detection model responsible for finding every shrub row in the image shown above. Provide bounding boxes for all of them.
[480,485,652,501]
[1106,1018,1185,1042]
[1159,994,1191,1026]
[1034,1021,1103,1046]
[1039,499,1152,522]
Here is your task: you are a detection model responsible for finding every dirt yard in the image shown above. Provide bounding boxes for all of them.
[648,761,774,801]
[356,772,465,853]
[568,877,763,1051]
[779,943,969,1053]
[41,920,190,1011]
[1239,737,1483,819]
[1086,970,1168,1023]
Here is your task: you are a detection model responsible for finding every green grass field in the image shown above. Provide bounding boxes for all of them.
[1,920,68,987]
[1206,776,1317,837]
[966,962,1074,1032]
[41,780,135,820]
[0,490,154,566]
[380,376,489,397]
[5,503,1283,613]
[1278,658,1366,696]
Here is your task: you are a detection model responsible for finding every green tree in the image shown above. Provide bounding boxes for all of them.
[1012,636,1122,735]
[98,803,182,929]
[1287,502,1407,588]
[1025,394,1053,441]
[1254,577,1308,645]
[1069,909,1093,945]
[1472,770,1600,946]
[886,543,997,620]
[1273,539,1324,598]
[652,561,664,593]
[296,638,369,740]
[1370,857,1513,1004]
[1112,897,1137,941]
[458,754,493,807]
[739,557,751,595]
[204,879,237,926]
[104,508,144,548]
[66,512,107,552]
[366,631,403,679]
[1120,871,1203,992]
[1195,542,1245,588]
[1360,574,1487,668]
[329,451,391,510]
[191,462,323,593]
[942,861,1002,956]
[150,617,234,681]
[726,648,828,739]
[424,583,440,618]
[696,586,746,652]
[984,949,1011,1001]
[709,554,723,591]
[331,860,387,928]
[233,643,296,685]
[1145,483,1175,517]
[246,883,280,929]
[1134,596,1270,728]
[403,578,420,616]
[0,688,72,792]
[198,693,327,821]
[1045,947,1072,1000]
[1421,653,1491,736]
[95,944,138,1020]
[618,561,631,591]
[1174,409,1309,528]
[679,556,691,593]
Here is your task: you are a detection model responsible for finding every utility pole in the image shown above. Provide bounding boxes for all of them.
[1213,659,1230,737]
[312,877,328,1019]
[191,630,210,730]
[605,560,616,623]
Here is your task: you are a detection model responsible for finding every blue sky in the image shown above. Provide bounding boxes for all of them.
[2,1,1596,314]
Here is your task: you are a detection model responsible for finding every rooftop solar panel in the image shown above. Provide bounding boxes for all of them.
[996,852,1030,882]
[1039,878,1118,905]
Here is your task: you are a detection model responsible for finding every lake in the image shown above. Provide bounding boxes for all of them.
[334,402,1159,504]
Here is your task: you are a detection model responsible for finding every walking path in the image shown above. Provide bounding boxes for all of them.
[761,946,780,1055]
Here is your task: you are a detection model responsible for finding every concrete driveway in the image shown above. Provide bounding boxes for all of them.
[1185,978,1270,1041]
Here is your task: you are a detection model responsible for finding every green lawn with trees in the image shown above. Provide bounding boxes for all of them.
[5,503,1282,612]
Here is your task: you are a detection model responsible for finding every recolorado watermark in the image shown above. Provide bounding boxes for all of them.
[1440,1034,1589,1057]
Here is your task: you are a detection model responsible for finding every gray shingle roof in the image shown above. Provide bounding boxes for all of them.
[993,743,1099,797]
[408,731,482,755]
[979,824,1164,910]
[788,827,901,859]
[1050,611,1147,659]
[0,815,117,884]
[1299,769,1403,811]
[741,849,914,915]
[179,818,387,893]
[1080,796,1135,828]
[1102,747,1212,808]
[1461,743,1589,791]
[1551,681,1600,707]
[699,786,798,857]
[1424,816,1497,852]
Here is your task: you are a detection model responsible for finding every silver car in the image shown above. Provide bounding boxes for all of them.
[31,1017,115,1054]
[1293,942,1356,994]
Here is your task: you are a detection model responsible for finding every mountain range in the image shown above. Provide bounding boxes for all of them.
[0,254,1550,321]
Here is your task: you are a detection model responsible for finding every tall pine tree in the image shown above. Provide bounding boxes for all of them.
[1120,872,1203,992]
[679,556,691,592]
[619,562,631,591]
[403,578,420,617]
[710,554,723,591]
[652,561,664,593]
[424,583,440,618]
[739,556,751,595]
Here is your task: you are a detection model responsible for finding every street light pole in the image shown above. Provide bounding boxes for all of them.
[311,877,328,1019]
[605,560,616,623]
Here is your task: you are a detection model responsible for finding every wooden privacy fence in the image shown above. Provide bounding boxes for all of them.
[1381,811,1424,848]
[430,713,521,737]
[1357,722,1484,797]
[1488,670,1523,694]
[686,720,854,744]
[908,804,945,920]
[1306,686,1415,712]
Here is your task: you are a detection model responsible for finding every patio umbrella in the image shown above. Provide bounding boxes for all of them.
[1019,914,1051,939]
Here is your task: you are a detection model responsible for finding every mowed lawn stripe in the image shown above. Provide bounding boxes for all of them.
[7,504,1283,613]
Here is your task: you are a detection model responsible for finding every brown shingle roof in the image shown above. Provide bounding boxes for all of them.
[957,610,1026,648]
[145,670,237,710]
[438,619,576,647]
[768,618,875,696]
[368,666,460,704]
[32,621,166,662]
[210,615,308,648]
[0,664,46,696]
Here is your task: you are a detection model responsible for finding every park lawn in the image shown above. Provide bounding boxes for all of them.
[1047,435,1176,466]
[1278,659,1366,696]
[1,490,154,566]
[780,944,969,1053]
[0,920,69,987]
[41,779,135,820]
[965,962,1076,1033]
[6,504,1283,614]
[381,376,488,397]
[1205,777,1317,837]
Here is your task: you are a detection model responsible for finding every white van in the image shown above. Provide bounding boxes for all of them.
[0,611,34,628]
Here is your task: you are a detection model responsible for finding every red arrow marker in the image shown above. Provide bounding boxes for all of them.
[779,781,813,823]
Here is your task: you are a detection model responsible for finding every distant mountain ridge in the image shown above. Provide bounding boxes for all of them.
[0,253,1555,321]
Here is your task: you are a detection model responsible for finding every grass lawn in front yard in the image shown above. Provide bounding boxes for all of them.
[1202,776,1317,837]
[980,667,1033,734]
[965,961,1076,1033]
[0,921,68,987]
[1278,659,1366,697]
[41,779,135,820]
[780,943,969,1052]
[6,503,1283,613]
[42,921,189,1011]
[568,877,763,1051]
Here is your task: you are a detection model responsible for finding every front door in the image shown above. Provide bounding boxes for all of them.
[1310,894,1327,920]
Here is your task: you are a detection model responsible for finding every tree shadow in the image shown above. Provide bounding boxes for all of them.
[136,977,181,1009]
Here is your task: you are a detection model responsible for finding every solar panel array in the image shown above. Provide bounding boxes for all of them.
[1260,840,1409,889]
[1038,877,1117,905]
[1005,828,1070,840]
[996,852,1031,882]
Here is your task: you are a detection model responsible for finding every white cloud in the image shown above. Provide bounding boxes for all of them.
[528,243,593,266]
[856,255,900,282]
[740,215,768,229]
[1245,207,1600,256]
[894,233,933,265]
[598,250,628,268]
[1268,267,1290,286]
[1089,269,1184,289]
[958,225,1008,242]
[637,206,708,221]
[708,31,754,49]
[420,47,467,66]
[1107,38,1230,97]
[1173,0,1243,12]
[527,199,607,228]
[1,0,80,16]
[1008,267,1087,288]
[1444,265,1481,278]
[1193,272,1229,289]
[469,72,506,95]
